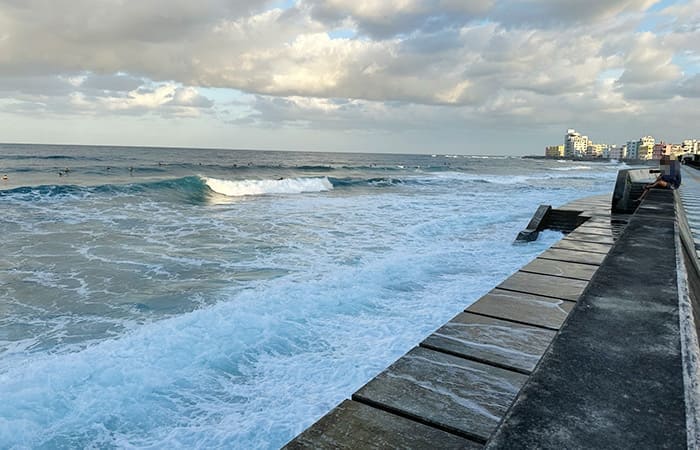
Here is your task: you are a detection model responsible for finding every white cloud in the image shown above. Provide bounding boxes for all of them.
[0,0,699,150]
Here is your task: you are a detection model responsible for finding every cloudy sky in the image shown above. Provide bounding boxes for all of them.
[0,0,698,154]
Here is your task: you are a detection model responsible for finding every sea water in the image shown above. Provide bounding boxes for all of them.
[0,144,624,448]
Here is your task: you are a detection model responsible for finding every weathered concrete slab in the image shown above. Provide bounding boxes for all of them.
[537,247,606,266]
[353,347,527,443]
[572,225,619,236]
[421,312,556,374]
[578,210,612,218]
[285,400,479,450]
[497,271,588,301]
[560,195,611,209]
[487,190,687,449]
[552,239,612,255]
[581,218,628,229]
[467,289,574,330]
[520,258,598,281]
[564,231,616,245]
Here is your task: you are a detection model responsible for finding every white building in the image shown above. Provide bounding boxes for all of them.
[565,129,589,158]
[682,139,699,154]
[587,143,605,158]
[606,145,625,160]
[640,136,655,148]
[626,136,655,160]
[626,140,639,159]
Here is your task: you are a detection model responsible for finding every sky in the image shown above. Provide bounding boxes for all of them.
[0,0,699,155]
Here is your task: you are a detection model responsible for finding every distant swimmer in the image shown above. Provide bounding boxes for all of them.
[1,174,7,181]
[58,171,64,177]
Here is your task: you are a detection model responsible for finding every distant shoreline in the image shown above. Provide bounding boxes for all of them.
[522,155,650,164]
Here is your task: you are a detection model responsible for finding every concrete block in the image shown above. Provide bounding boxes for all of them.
[537,248,606,266]
[520,258,598,281]
[353,347,527,442]
[284,400,478,449]
[552,240,612,255]
[497,271,588,302]
[467,289,574,330]
[422,312,556,373]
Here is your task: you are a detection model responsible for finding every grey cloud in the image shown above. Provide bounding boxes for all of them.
[490,0,658,28]
[81,74,144,93]
[240,95,431,131]
[0,0,260,43]
[0,75,75,96]
[305,0,493,38]
[679,74,700,97]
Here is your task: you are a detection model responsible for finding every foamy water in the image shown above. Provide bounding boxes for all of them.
[0,145,624,448]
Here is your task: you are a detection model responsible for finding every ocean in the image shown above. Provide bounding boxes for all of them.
[0,144,624,448]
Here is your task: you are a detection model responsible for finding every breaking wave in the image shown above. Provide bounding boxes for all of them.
[204,176,333,197]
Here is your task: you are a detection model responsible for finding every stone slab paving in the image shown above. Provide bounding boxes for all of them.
[497,271,589,301]
[352,347,528,443]
[537,247,607,265]
[285,400,479,450]
[564,231,616,245]
[520,258,598,281]
[568,225,619,237]
[552,239,612,255]
[421,312,556,374]
[467,289,574,330]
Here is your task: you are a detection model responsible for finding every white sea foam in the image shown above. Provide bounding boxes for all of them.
[0,227,560,448]
[204,176,333,197]
[551,165,593,171]
[0,183,571,448]
[1,149,621,449]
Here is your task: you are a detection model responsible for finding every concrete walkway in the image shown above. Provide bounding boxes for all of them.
[487,189,688,449]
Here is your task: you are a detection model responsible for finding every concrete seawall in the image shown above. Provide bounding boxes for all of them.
[285,167,700,449]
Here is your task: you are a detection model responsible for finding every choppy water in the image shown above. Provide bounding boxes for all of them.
[0,144,624,448]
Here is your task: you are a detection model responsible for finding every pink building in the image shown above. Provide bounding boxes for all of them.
[652,142,672,159]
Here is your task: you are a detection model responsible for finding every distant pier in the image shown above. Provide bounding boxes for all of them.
[285,167,700,449]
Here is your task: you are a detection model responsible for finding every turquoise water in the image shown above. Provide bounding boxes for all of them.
[0,144,622,448]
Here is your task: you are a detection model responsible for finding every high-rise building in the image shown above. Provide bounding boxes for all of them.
[564,129,589,158]
[652,142,672,159]
[626,136,655,160]
[640,136,655,148]
[610,145,625,160]
[639,145,654,160]
[682,139,699,154]
[545,145,564,158]
[626,140,639,159]
[586,143,605,158]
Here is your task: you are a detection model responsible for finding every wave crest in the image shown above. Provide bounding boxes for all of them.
[204,177,333,197]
